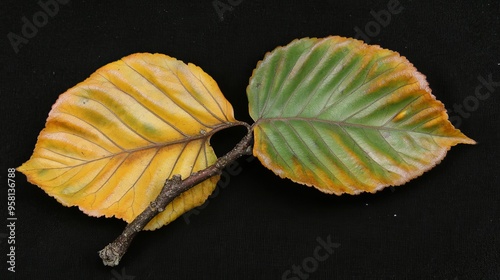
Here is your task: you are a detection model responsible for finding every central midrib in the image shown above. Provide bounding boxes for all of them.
[255,116,446,137]
[42,121,239,170]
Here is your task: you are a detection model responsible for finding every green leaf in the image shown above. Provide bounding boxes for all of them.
[247,36,475,195]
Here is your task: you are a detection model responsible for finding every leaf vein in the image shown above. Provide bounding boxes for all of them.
[76,87,158,144]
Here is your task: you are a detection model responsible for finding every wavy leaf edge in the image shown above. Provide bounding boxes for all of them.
[18,53,240,230]
[247,36,475,195]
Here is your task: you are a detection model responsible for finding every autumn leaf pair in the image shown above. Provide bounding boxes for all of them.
[18,36,475,230]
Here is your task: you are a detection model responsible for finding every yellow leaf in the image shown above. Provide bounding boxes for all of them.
[18,53,238,230]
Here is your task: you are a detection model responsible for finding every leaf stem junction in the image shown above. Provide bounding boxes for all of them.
[98,122,253,266]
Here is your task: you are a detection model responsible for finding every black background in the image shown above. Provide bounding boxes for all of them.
[1,0,499,279]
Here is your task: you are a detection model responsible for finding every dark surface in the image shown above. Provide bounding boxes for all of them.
[1,0,499,279]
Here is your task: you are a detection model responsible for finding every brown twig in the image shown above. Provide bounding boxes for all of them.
[98,125,253,266]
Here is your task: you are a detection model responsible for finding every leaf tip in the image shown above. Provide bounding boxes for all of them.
[460,135,477,145]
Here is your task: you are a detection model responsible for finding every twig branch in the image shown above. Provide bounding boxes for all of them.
[99,125,253,266]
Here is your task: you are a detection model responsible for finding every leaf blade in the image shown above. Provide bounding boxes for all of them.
[18,53,237,230]
[248,36,475,195]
